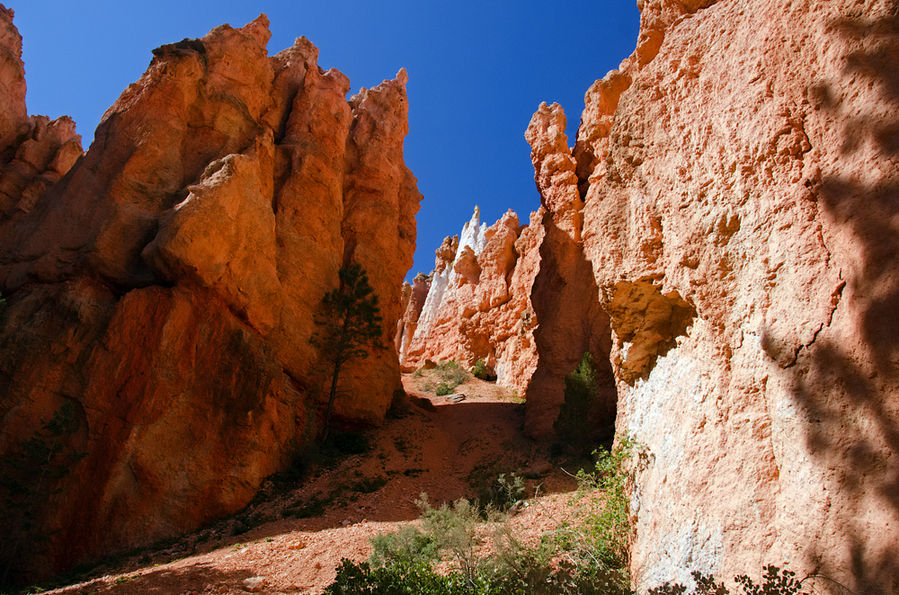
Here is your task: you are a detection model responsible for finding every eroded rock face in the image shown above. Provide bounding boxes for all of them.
[0,12,420,580]
[402,208,538,396]
[0,5,83,221]
[401,198,617,439]
[569,0,898,591]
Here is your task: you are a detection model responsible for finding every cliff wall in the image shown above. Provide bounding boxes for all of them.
[401,0,898,590]
[575,0,898,591]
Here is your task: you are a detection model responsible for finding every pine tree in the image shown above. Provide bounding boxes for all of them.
[312,263,383,440]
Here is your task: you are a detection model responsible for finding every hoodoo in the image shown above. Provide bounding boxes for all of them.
[0,7,421,579]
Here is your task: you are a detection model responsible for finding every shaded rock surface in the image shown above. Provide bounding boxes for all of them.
[0,11,420,581]
[569,0,899,591]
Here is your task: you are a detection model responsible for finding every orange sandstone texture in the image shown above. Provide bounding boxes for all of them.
[402,207,541,401]
[0,11,420,581]
[401,200,616,439]
[0,6,82,220]
[571,0,897,591]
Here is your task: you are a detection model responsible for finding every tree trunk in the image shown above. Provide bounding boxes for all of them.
[323,360,341,441]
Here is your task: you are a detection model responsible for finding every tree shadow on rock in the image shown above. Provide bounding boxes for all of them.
[784,6,899,593]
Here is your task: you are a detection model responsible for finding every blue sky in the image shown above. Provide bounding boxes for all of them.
[12,1,640,279]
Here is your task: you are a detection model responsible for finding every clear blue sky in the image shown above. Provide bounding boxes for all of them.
[12,1,639,279]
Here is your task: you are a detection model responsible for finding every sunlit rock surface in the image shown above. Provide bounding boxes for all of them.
[573,0,899,591]
[0,10,421,580]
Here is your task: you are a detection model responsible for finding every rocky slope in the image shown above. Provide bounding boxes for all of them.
[574,0,897,591]
[0,8,421,582]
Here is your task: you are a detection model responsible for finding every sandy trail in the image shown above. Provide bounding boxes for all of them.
[44,374,579,594]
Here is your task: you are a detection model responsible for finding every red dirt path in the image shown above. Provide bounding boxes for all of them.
[45,374,581,594]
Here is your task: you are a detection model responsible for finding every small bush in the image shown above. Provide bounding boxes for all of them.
[563,436,640,571]
[435,382,454,396]
[370,526,438,569]
[554,353,599,453]
[471,359,495,381]
[417,495,488,583]
[325,558,463,594]
[437,360,469,386]
[421,361,470,395]
[476,472,525,513]
[649,565,810,595]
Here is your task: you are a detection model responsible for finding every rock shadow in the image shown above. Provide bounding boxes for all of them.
[524,211,618,442]
[783,6,899,593]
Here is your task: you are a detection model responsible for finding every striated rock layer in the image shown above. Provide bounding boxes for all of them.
[569,0,898,591]
[0,9,421,580]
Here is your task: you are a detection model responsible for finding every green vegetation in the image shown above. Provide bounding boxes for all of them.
[649,566,811,594]
[471,359,493,381]
[554,352,599,454]
[326,440,641,594]
[312,263,384,441]
[424,360,470,396]
[467,469,525,513]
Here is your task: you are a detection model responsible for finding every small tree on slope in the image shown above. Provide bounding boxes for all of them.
[312,263,383,441]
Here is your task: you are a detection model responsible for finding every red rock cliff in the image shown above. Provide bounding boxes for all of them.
[573,0,897,591]
[0,10,421,580]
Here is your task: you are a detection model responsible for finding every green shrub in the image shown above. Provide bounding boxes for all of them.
[325,558,464,594]
[563,436,639,570]
[435,382,454,396]
[476,472,525,513]
[471,359,493,381]
[554,352,599,453]
[417,495,488,584]
[421,361,470,395]
[436,360,469,387]
[370,526,438,569]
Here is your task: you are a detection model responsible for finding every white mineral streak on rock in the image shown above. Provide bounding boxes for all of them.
[411,207,487,345]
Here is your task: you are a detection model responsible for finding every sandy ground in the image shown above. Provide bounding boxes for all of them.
[42,373,584,595]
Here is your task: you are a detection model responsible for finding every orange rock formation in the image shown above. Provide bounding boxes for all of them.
[0,9,420,580]
[577,0,897,591]
[404,0,898,590]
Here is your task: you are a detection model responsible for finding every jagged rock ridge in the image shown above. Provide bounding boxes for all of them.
[0,8,421,581]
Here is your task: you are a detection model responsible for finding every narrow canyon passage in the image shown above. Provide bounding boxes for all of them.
[46,372,602,594]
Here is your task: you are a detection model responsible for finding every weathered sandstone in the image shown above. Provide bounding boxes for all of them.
[569,0,898,591]
[402,207,540,400]
[402,197,616,438]
[0,10,420,581]
[0,7,82,221]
